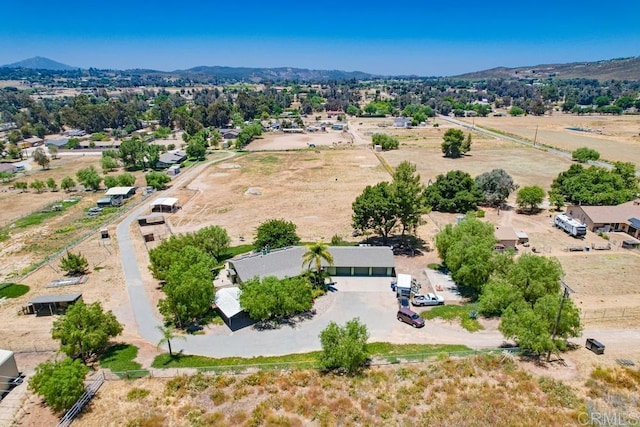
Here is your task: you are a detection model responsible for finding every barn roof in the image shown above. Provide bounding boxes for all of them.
[28,293,82,305]
[215,287,242,319]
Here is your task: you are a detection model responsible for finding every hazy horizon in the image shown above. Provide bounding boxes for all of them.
[2,1,639,76]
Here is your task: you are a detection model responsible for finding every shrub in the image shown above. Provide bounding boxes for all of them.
[29,358,89,413]
[59,251,89,276]
[318,318,369,374]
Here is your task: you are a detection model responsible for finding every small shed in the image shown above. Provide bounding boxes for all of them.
[97,197,114,208]
[24,293,83,316]
[516,231,529,244]
[0,349,20,395]
[168,164,181,175]
[215,287,252,330]
[495,226,518,249]
[137,214,166,226]
[151,197,179,213]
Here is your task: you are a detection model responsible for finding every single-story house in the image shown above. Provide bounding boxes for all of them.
[495,226,518,249]
[394,117,412,128]
[228,245,395,284]
[221,129,240,139]
[156,150,186,168]
[0,163,16,174]
[105,186,136,199]
[45,138,69,149]
[567,200,640,239]
[150,197,179,213]
[331,123,347,131]
[23,293,82,316]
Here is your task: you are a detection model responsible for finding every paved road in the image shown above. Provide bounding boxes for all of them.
[117,152,237,348]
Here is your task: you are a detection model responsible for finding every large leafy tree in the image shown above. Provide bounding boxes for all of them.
[441,128,470,158]
[571,147,600,163]
[76,166,102,191]
[500,295,582,355]
[392,161,427,235]
[318,318,369,375]
[435,216,496,296]
[551,163,638,206]
[61,176,76,192]
[158,245,215,327]
[352,182,398,242]
[239,276,313,321]
[475,169,518,207]
[119,137,148,169]
[425,170,483,213]
[29,358,89,413]
[185,225,230,260]
[371,134,399,151]
[52,301,123,362]
[516,186,546,213]
[302,242,334,288]
[145,171,171,190]
[254,218,300,251]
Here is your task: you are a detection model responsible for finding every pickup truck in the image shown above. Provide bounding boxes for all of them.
[412,293,445,307]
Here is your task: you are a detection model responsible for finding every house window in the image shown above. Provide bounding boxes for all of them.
[353,267,369,276]
[371,267,388,276]
[335,267,351,276]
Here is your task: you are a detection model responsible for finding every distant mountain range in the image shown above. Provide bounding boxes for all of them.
[3,56,78,71]
[3,55,640,81]
[454,57,640,81]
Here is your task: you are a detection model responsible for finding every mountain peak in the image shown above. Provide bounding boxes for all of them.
[2,56,77,71]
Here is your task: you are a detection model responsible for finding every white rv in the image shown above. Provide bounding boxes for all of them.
[554,214,587,238]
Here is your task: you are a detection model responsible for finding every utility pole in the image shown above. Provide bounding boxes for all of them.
[548,280,576,362]
[533,125,538,146]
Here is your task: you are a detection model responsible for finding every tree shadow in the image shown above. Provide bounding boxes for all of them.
[361,235,430,257]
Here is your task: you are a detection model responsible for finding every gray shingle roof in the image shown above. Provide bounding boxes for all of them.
[29,293,82,305]
[229,246,394,282]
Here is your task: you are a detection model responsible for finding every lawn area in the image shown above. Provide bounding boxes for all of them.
[13,199,79,228]
[99,344,148,378]
[151,343,474,371]
[420,304,484,332]
[0,283,30,298]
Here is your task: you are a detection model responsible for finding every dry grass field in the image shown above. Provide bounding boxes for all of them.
[169,148,389,243]
[470,114,640,165]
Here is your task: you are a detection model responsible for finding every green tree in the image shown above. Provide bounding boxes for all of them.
[46,177,57,191]
[318,318,369,375]
[548,190,566,211]
[572,147,600,163]
[103,175,118,189]
[508,106,524,116]
[188,225,230,260]
[302,242,334,288]
[29,180,46,193]
[76,166,102,191]
[441,128,470,158]
[101,155,118,173]
[475,169,518,207]
[29,358,89,413]
[158,246,215,327]
[346,105,360,116]
[14,181,28,191]
[500,295,582,355]
[371,134,399,150]
[32,147,50,169]
[156,325,187,357]
[506,254,563,305]
[239,276,313,321]
[435,216,496,296]
[59,251,89,276]
[425,170,483,213]
[352,182,398,243]
[145,171,171,190]
[52,301,123,361]
[392,161,427,235]
[516,186,546,213]
[552,163,638,206]
[61,176,75,192]
[117,172,136,187]
[119,137,148,169]
[254,218,300,251]
[594,95,610,107]
[186,140,207,160]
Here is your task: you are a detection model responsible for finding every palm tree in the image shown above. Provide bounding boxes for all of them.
[302,242,334,288]
[156,325,186,357]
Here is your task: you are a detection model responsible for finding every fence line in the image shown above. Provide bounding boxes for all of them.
[105,347,521,381]
[57,371,105,427]
[582,307,640,321]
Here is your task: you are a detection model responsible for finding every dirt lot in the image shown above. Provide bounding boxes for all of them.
[470,113,640,165]
[169,148,389,244]
[248,129,355,151]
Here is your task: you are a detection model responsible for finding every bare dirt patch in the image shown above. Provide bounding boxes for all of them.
[169,149,389,243]
[472,113,640,165]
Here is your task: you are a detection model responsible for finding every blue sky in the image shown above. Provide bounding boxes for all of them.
[2,1,639,76]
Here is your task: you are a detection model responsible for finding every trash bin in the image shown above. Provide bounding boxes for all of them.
[585,338,605,355]
[585,246,590,252]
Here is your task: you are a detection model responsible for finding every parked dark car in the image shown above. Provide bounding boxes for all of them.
[585,338,605,355]
[398,297,410,309]
[397,308,425,328]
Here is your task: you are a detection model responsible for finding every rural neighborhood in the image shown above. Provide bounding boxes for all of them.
[0,53,640,426]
